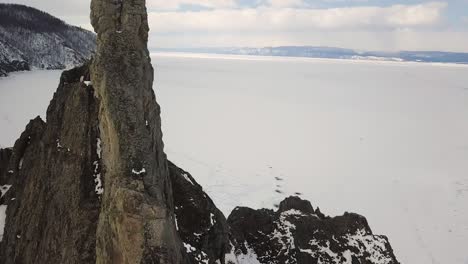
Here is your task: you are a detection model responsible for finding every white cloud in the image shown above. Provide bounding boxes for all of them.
[463,16,468,24]
[266,0,305,8]
[148,2,447,33]
[2,0,467,52]
[147,1,468,52]
[384,2,447,27]
[150,29,468,52]
[147,0,236,10]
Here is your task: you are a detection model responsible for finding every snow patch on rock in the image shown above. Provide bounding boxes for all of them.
[93,138,103,195]
[0,185,12,198]
[227,242,262,264]
[270,209,299,255]
[132,168,146,175]
[182,172,195,185]
[96,138,102,159]
[345,229,394,264]
[300,229,394,264]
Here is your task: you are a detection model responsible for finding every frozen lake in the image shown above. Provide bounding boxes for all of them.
[1,53,468,264]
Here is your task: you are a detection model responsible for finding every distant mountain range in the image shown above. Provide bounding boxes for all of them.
[0,4,96,77]
[154,46,468,64]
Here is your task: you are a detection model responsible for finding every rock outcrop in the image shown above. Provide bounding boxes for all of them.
[0,63,101,263]
[227,197,399,264]
[90,0,185,262]
[169,161,230,263]
[0,0,400,263]
[0,61,225,263]
[0,148,12,184]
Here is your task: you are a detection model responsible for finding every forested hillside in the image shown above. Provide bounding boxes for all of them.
[0,4,95,76]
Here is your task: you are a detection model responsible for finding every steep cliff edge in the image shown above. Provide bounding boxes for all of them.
[0,62,228,263]
[89,0,184,262]
[0,0,400,263]
[0,64,101,263]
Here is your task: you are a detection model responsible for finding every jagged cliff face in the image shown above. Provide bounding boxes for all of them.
[0,64,101,263]
[168,161,230,263]
[228,197,399,264]
[90,0,184,262]
[0,63,226,263]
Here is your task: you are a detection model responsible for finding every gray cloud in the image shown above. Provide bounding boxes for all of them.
[1,0,467,52]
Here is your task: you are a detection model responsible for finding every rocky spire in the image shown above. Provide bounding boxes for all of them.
[90,0,184,262]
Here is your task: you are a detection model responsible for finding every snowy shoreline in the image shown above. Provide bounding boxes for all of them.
[151,51,468,68]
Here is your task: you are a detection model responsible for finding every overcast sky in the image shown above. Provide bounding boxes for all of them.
[2,0,468,52]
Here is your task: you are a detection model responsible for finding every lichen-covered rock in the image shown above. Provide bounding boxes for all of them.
[0,64,102,263]
[227,196,400,264]
[90,0,185,262]
[168,161,230,264]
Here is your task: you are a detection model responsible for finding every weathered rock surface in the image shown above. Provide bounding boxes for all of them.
[90,0,185,262]
[227,196,400,264]
[0,148,12,184]
[169,161,230,263]
[0,60,221,263]
[0,63,101,263]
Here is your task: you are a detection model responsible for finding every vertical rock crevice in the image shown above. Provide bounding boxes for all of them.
[0,64,103,263]
[90,0,184,262]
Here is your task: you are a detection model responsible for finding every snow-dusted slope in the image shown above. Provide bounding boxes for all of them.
[0,4,95,77]
[0,40,28,77]
[227,197,398,264]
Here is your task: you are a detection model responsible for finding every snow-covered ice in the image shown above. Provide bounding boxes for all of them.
[0,70,62,147]
[1,53,468,263]
[0,204,7,241]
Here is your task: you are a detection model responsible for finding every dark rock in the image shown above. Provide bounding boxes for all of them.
[90,0,185,261]
[0,64,101,263]
[168,161,230,263]
[227,196,400,264]
[278,196,315,214]
[0,148,13,184]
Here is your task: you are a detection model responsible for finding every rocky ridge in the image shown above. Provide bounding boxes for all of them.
[0,0,400,263]
[228,197,398,264]
[0,4,96,77]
